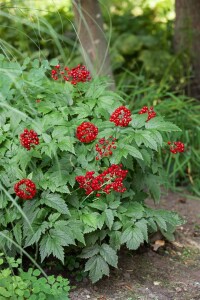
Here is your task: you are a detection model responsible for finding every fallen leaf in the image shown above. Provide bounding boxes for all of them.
[171,241,183,248]
[153,281,161,286]
[178,198,186,204]
[152,240,165,251]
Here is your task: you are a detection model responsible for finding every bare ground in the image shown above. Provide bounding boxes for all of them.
[70,191,200,300]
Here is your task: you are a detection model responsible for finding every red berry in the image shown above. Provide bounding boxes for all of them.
[95,137,117,159]
[51,64,91,84]
[14,179,36,200]
[76,122,98,143]
[138,106,156,121]
[76,164,127,196]
[20,129,39,150]
[168,141,185,154]
[110,106,132,127]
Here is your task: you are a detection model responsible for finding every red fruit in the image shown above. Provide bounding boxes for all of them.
[51,64,91,84]
[168,141,185,154]
[76,122,98,143]
[138,106,156,122]
[76,164,127,196]
[14,179,36,200]
[20,129,39,150]
[95,136,117,160]
[110,106,132,127]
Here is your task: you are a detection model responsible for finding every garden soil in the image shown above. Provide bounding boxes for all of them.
[70,191,200,300]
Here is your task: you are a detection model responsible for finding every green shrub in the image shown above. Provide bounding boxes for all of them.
[0,253,70,300]
[0,55,184,283]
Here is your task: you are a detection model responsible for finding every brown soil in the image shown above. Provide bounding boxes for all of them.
[70,191,200,300]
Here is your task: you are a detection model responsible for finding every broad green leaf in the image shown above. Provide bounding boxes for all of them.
[124,202,144,219]
[145,117,181,132]
[85,255,109,283]
[25,221,49,247]
[124,145,143,160]
[154,216,167,231]
[39,234,64,263]
[135,219,148,242]
[109,231,121,250]
[81,213,99,229]
[96,214,105,230]
[134,131,158,150]
[99,244,118,268]
[104,209,114,230]
[41,192,70,215]
[13,223,22,245]
[88,202,107,211]
[126,227,144,250]
[57,137,75,154]
[50,229,75,246]
[131,114,147,128]
[121,227,133,244]
[79,245,100,259]
[147,218,157,231]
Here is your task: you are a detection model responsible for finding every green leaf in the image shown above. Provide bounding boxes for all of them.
[145,175,161,203]
[79,245,100,259]
[50,229,75,246]
[42,133,52,143]
[41,192,70,215]
[145,117,181,132]
[88,202,107,211]
[147,218,157,231]
[57,137,75,154]
[135,219,148,242]
[25,222,49,247]
[50,58,59,66]
[99,244,118,268]
[125,202,144,219]
[154,216,167,231]
[96,214,105,230]
[131,114,147,128]
[121,226,144,250]
[126,227,144,250]
[104,209,114,230]
[81,213,99,229]
[40,234,64,263]
[109,231,122,250]
[124,145,143,160]
[134,131,158,150]
[13,223,22,245]
[85,255,109,283]
[121,227,133,244]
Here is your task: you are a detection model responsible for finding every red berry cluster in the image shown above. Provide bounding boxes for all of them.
[95,136,117,160]
[14,179,36,200]
[76,122,98,143]
[138,106,156,121]
[110,106,132,127]
[20,129,39,151]
[76,164,127,196]
[168,141,185,154]
[51,64,91,85]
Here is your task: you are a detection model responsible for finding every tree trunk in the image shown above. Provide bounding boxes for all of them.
[174,0,200,98]
[72,0,115,88]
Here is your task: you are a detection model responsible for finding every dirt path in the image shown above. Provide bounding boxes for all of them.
[70,191,200,300]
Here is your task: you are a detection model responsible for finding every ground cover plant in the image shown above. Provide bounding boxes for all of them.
[0,55,185,283]
[0,253,70,299]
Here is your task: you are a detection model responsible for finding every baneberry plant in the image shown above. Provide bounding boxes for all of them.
[0,55,184,283]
